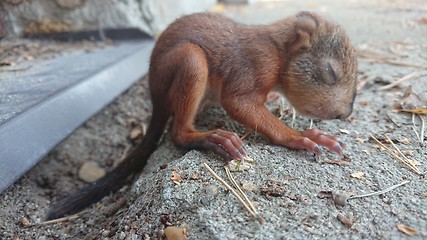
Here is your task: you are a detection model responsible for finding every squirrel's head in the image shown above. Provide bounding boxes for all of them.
[282,15,357,120]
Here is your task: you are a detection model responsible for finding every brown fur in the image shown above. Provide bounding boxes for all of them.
[47,12,357,219]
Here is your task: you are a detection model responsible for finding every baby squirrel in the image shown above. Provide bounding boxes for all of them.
[47,11,357,219]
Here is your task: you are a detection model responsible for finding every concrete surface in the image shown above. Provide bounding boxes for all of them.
[0,0,426,239]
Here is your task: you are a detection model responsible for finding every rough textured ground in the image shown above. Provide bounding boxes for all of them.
[1,0,426,239]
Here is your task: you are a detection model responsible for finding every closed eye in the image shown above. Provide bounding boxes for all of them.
[327,62,338,84]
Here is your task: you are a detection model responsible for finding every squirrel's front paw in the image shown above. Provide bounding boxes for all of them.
[301,129,344,155]
[286,129,343,155]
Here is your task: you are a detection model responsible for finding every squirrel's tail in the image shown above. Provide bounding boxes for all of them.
[46,109,169,220]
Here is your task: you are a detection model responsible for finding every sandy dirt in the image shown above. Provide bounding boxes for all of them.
[1,0,426,239]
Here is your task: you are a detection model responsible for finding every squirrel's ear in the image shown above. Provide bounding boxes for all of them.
[290,12,319,54]
[290,29,311,54]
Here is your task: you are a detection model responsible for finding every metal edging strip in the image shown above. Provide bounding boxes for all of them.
[0,40,155,192]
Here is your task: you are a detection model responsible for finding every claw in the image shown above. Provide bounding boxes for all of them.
[338,139,345,149]
[235,149,244,159]
[314,145,322,155]
[333,143,343,155]
[225,153,233,161]
[297,129,344,155]
[204,129,248,161]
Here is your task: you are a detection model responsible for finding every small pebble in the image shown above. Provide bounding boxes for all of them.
[101,230,110,237]
[20,217,30,227]
[119,231,126,240]
[78,161,106,183]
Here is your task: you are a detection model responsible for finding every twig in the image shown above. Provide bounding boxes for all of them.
[412,114,421,143]
[203,163,263,223]
[348,180,410,200]
[370,134,423,175]
[381,59,427,68]
[337,213,354,228]
[389,45,408,58]
[225,166,258,215]
[421,115,425,145]
[39,210,87,225]
[357,74,378,91]
[384,135,411,163]
[291,107,296,128]
[278,97,287,121]
[358,53,427,68]
[241,130,252,141]
[378,71,421,90]
[385,112,401,127]
[384,134,422,174]
[357,50,424,67]
[321,160,350,166]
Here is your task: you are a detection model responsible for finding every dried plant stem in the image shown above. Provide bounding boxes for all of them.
[370,134,423,175]
[291,107,296,128]
[381,59,426,68]
[348,180,410,200]
[225,167,258,215]
[385,135,411,162]
[378,71,420,90]
[421,115,425,145]
[412,114,421,142]
[358,52,427,68]
[204,163,263,223]
[278,97,287,121]
[384,135,423,174]
[39,210,86,225]
[241,130,252,141]
[414,114,426,145]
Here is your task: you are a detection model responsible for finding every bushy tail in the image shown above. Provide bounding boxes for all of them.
[46,110,168,220]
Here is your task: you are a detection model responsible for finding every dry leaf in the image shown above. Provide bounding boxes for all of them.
[397,224,418,236]
[333,192,351,206]
[189,172,202,180]
[418,17,427,25]
[397,138,411,144]
[321,160,350,166]
[361,149,370,155]
[318,191,352,206]
[129,127,142,140]
[351,172,364,180]
[24,55,34,61]
[20,217,30,227]
[241,181,255,191]
[171,171,182,185]
[127,117,138,126]
[211,3,225,13]
[318,190,333,199]
[228,157,253,172]
[337,213,354,228]
[403,150,414,156]
[408,159,421,166]
[78,161,106,183]
[347,115,357,124]
[339,129,350,134]
[393,86,427,111]
[399,108,427,115]
[260,180,286,198]
[164,226,188,240]
[360,99,369,106]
